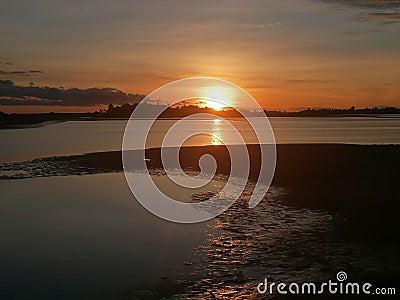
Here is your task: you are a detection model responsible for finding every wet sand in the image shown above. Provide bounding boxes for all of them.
[1,144,399,298]
[2,144,399,240]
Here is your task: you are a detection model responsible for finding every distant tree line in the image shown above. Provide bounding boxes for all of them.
[265,106,400,117]
[92,103,245,118]
[1,104,400,129]
[93,103,400,119]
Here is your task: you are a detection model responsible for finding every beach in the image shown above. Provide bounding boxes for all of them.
[2,0,400,297]
[1,143,399,298]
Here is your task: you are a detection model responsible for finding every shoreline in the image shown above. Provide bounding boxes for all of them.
[1,114,400,130]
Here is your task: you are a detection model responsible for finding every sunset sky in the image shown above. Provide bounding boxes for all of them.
[1,0,400,112]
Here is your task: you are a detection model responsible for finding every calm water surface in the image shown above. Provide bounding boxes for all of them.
[1,117,400,163]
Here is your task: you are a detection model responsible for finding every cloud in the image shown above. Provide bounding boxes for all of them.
[316,0,400,23]
[0,70,44,76]
[0,80,144,106]
[363,11,400,23]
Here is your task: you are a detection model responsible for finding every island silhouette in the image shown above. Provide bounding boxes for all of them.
[1,102,400,129]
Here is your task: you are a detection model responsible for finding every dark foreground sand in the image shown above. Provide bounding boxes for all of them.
[1,144,399,299]
[2,144,398,239]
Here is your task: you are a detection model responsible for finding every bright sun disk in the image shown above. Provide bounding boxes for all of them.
[205,99,225,111]
[200,86,235,111]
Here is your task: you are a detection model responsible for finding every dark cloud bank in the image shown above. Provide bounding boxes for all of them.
[0,80,144,107]
[317,0,400,23]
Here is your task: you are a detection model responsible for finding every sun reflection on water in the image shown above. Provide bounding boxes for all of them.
[210,119,223,146]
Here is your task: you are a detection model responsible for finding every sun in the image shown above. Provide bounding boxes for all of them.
[199,85,235,111]
[204,99,225,111]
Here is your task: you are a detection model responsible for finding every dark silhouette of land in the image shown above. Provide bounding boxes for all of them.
[0,112,90,129]
[266,106,400,117]
[1,103,400,129]
[93,103,400,118]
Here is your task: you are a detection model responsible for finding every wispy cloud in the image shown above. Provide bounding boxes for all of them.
[0,80,144,106]
[0,70,44,76]
[317,0,400,23]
